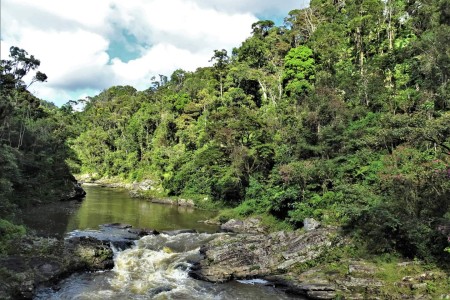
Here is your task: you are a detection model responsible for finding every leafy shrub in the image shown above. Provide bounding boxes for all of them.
[0,219,26,255]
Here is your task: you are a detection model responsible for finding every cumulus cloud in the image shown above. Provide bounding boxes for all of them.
[1,0,302,106]
[193,0,309,16]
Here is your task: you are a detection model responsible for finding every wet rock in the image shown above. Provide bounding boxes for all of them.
[128,228,160,236]
[220,218,267,234]
[161,229,197,235]
[303,218,321,231]
[68,223,157,250]
[37,262,61,277]
[149,286,172,296]
[64,236,114,270]
[102,223,132,229]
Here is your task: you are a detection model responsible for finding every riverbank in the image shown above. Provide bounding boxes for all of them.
[1,220,448,299]
[42,176,448,299]
[205,218,450,299]
[77,174,202,208]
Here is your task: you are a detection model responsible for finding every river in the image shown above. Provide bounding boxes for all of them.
[21,185,303,299]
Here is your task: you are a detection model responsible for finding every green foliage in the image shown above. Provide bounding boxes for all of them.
[0,219,26,255]
[64,0,450,264]
[283,46,315,97]
[1,47,78,216]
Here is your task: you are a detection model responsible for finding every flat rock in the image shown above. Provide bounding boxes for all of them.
[220,218,267,234]
[307,290,336,300]
[190,227,338,283]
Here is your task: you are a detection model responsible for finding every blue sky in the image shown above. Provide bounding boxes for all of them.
[1,0,308,106]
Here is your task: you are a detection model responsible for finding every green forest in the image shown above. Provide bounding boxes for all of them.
[1,0,449,263]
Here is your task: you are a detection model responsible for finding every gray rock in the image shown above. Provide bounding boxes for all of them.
[304,218,321,231]
[220,219,244,232]
[161,229,197,235]
[348,262,376,275]
[18,280,34,299]
[298,283,336,291]
[0,223,161,299]
[190,227,338,283]
[307,290,337,300]
[337,276,383,287]
[64,236,115,270]
[412,283,428,290]
[220,218,267,234]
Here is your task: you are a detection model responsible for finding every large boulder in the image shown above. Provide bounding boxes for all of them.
[60,181,86,201]
[189,227,339,283]
[0,224,157,299]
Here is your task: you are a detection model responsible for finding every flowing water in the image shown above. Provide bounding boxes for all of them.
[35,233,302,299]
[22,185,304,299]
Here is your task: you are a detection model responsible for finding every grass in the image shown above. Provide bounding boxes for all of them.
[373,258,450,298]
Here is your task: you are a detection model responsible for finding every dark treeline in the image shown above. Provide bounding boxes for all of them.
[0,47,82,252]
[1,0,450,260]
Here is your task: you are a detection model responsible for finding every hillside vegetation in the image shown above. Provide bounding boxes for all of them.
[67,0,450,261]
[1,0,449,262]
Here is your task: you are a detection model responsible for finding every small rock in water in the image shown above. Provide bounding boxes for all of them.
[128,228,160,236]
[149,286,172,296]
[236,278,269,285]
[101,223,132,229]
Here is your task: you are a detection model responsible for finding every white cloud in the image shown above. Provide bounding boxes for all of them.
[193,0,308,16]
[1,0,302,106]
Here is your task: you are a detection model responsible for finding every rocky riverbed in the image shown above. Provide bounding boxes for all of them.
[1,219,448,299]
[0,223,138,299]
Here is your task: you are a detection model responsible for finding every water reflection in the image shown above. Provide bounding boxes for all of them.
[21,185,218,237]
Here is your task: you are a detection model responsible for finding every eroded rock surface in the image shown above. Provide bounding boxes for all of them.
[0,224,156,299]
[190,227,339,283]
[220,218,268,234]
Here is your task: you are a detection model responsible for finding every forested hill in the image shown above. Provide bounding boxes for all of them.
[68,0,450,260]
[2,0,449,261]
[0,47,86,252]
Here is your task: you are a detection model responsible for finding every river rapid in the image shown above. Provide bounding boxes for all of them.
[22,185,303,299]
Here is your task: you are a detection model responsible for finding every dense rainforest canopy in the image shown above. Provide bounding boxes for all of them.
[1,0,449,261]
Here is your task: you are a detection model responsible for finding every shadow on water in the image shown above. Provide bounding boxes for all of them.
[21,185,218,237]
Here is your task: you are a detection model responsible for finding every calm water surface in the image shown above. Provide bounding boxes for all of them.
[22,185,218,236]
